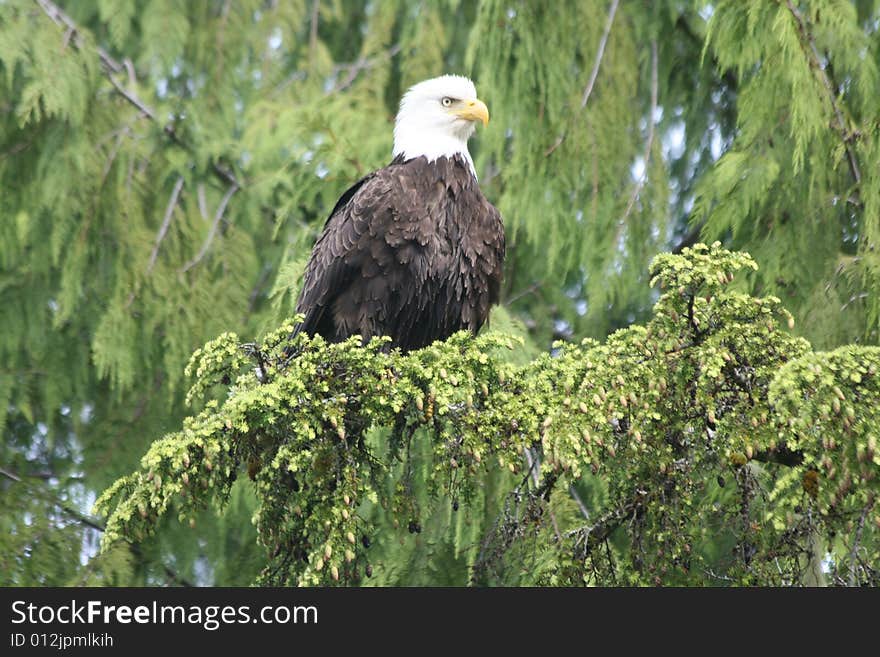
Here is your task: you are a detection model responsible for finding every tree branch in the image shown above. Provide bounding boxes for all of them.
[329,44,403,94]
[147,176,185,275]
[2,465,193,586]
[33,0,122,74]
[617,39,659,240]
[545,0,619,156]
[569,484,591,521]
[848,504,871,587]
[34,0,240,190]
[785,0,862,190]
[566,495,641,557]
[671,221,704,254]
[523,448,562,541]
[181,183,239,273]
[309,0,320,61]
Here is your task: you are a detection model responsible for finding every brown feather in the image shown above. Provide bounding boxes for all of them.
[294,154,505,352]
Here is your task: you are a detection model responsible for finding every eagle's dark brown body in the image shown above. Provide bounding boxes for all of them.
[295,154,505,351]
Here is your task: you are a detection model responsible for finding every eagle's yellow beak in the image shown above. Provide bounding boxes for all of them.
[455,98,489,126]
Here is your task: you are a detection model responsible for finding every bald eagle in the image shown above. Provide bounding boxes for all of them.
[294,75,505,352]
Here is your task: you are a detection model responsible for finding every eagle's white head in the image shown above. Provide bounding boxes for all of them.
[392,75,489,177]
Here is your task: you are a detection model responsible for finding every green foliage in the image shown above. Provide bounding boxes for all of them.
[697,0,880,348]
[2,0,879,587]
[96,245,880,586]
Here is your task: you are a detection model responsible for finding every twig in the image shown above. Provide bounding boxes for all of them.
[523,447,541,488]
[309,0,320,60]
[0,467,22,482]
[197,183,209,220]
[785,0,862,190]
[34,0,241,190]
[569,484,590,521]
[618,40,658,232]
[245,265,273,319]
[2,466,104,531]
[671,221,704,254]
[3,465,193,586]
[98,127,131,185]
[33,0,122,74]
[330,44,403,94]
[703,567,736,583]
[147,176,185,275]
[522,448,562,542]
[545,0,619,156]
[504,281,542,307]
[182,183,239,272]
[848,505,870,586]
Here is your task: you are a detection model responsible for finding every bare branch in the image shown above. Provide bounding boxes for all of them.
[545,0,619,156]
[848,504,871,586]
[0,466,22,482]
[105,73,157,121]
[197,183,209,220]
[578,0,620,112]
[147,176,185,275]
[522,448,562,542]
[569,484,591,521]
[182,183,239,273]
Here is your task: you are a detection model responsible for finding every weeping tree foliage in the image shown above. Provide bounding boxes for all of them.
[95,245,880,586]
[1,0,879,586]
[695,0,880,348]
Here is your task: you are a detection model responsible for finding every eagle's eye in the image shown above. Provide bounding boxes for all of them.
[441,97,455,107]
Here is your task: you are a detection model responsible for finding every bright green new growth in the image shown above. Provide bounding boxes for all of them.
[95,244,880,586]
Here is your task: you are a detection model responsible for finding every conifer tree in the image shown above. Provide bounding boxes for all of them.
[1,0,878,586]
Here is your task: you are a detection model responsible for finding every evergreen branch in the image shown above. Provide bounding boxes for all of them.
[566,495,641,556]
[33,0,122,74]
[523,447,562,541]
[784,0,862,190]
[147,176,185,275]
[618,39,658,236]
[545,0,619,156]
[181,183,239,273]
[98,126,132,186]
[671,222,705,254]
[34,0,241,190]
[309,0,320,62]
[272,42,402,99]
[0,466,22,483]
[1,466,194,586]
[569,484,591,521]
[675,14,738,92]
[848,503,871,587]
[329,44,403,94]
[1,466,105,533]
[503,280,543,307]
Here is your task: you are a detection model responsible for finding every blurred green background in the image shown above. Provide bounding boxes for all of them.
[1,0,878,585]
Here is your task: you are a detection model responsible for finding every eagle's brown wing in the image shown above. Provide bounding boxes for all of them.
[294,155,504,350]
[294,170,395,342]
